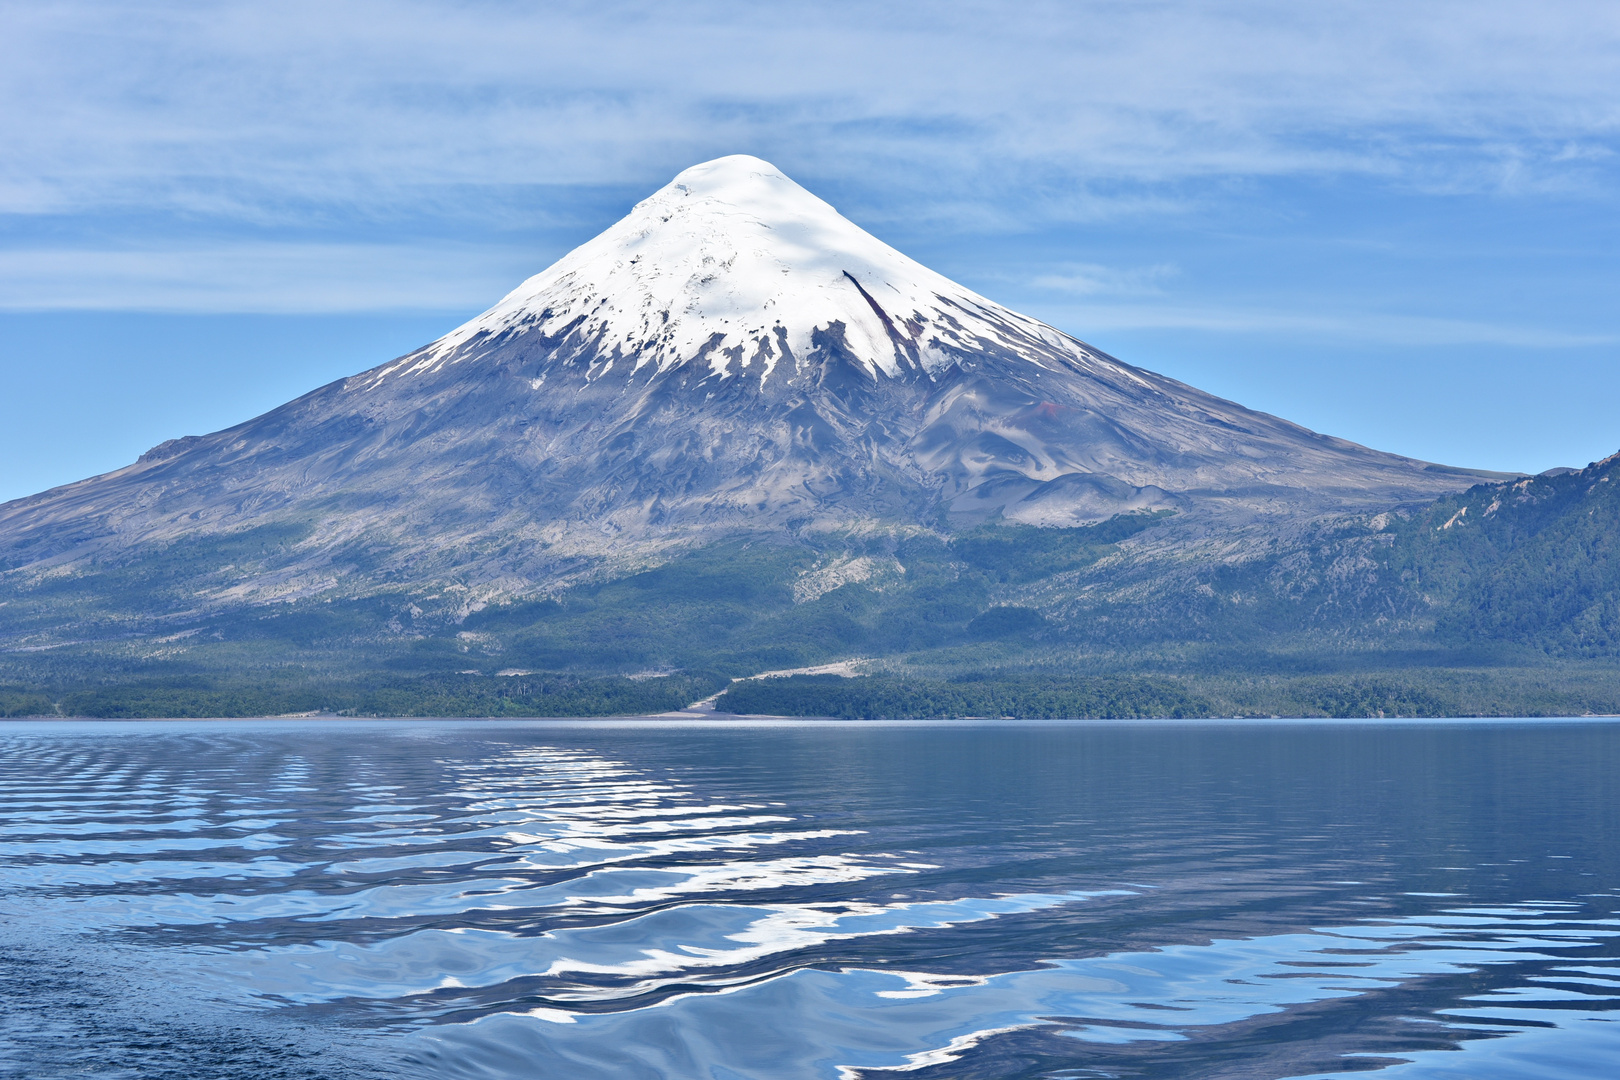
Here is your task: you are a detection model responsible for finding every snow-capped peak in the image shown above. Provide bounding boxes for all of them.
[373,155,1090,387]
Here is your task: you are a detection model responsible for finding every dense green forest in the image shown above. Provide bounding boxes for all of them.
[2,452,1616,718]
[714,666,1620,720]
[0,671,727,720]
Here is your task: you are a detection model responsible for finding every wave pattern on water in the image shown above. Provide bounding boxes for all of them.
[0,720,1617,1080]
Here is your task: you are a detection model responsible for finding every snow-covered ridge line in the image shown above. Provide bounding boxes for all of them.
[363,155,1121,390]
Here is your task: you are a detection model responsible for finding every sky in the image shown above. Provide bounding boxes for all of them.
[2,0,1618,503]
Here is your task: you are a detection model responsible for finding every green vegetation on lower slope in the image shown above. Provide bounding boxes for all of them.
[717,673,1211,719]
[2,454,1617,718]
[0,671,728,719]
[1408,460,1620,655]
[715,665,1620,720]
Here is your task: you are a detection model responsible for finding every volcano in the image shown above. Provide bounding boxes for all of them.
[0,156,1499,602]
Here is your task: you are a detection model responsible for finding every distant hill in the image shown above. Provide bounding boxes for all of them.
[1398,452,1620,656]
[1028,452,1620,661]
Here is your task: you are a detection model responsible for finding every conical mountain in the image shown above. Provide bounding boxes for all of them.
[0,156,1498,602]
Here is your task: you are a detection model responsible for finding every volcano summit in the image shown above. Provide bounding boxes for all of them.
[1,156,1497,604]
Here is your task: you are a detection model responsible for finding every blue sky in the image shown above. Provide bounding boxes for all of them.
[2,0,1617,502]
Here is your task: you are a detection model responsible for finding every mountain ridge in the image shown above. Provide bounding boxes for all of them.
[0,156,1505,617]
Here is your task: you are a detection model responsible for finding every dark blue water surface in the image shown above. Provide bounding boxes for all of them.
[1,719,1617,1079]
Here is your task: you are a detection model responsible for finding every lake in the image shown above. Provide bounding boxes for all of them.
[1,718,1616,1079]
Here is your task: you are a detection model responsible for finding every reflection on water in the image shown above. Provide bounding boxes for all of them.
[0,719,1616,1079]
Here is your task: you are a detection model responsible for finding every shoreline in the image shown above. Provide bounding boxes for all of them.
[5,713,1619,726]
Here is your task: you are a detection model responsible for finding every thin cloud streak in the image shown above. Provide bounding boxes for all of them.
[0,245,526,313]
[1042,302,1619,350]
[1029,264,1181,298]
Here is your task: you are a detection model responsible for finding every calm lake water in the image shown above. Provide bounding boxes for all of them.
[1,718,1617,1080]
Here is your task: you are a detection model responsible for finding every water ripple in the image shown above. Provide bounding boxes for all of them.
[1,719,1617,1080]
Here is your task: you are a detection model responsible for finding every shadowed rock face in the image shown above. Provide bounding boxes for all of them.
[0,156,1502,597]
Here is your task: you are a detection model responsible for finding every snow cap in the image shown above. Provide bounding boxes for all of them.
[371,155,1085,387]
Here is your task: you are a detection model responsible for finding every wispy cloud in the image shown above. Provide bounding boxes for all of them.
[0,244,529,313]
[1031,301,1620,350]
[1029,263,1181,298]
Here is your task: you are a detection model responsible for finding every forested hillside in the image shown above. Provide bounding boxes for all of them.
[1398,453,1620,655]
